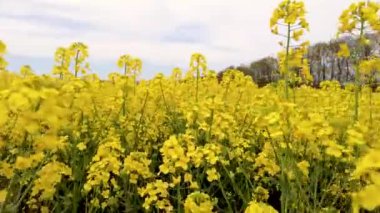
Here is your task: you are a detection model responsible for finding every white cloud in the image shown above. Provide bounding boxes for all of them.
[0,0,356,76]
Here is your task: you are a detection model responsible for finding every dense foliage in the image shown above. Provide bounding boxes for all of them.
[0,0,380,213]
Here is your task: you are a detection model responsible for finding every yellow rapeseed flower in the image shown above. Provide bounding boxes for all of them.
[184,191,215,213]
[245,201,278,213]
[0,189,7,203]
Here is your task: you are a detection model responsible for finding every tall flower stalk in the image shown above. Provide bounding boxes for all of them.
[69,42,89,78]
[52,47,72,79]
[270,0,311,100]
[189,53,207,103]
[337,0,380,121]
[0,40,8,72]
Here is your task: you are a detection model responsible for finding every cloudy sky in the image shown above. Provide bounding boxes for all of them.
[0,0,354,79]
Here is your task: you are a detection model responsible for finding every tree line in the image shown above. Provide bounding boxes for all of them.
[218,33,380,87]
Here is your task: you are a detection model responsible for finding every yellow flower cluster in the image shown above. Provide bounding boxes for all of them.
[138,179,173,211]
[359,57,380,77]
[337,43,350,58]
[184,191,215,213]
[352,149,380,212]
[83,130,124,209]
[270,0,309,37]
[28,161,72,208]
[117,54,142,77]
[277,42,313,82]
[159,135,190,174]
[0,40,7,71]
[14,153,45,170]
[123,151,152,183]
[338,1,380,35]
[255,142,281,178]
[245,200,278,213]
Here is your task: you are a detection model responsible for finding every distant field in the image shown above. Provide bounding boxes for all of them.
[1,67,380,212]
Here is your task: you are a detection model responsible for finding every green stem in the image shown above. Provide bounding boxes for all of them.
[159,80,170,112]
[354,64,360,121]
[285,22,291,100]
[133,73,136,96]
[74,50,80,78]
[134,90,149,148]
[223,79,231,101]
[220,163,248,205]
[177,184,181,212]
[369,86,373,126]
[217,181,233,213]
[196,58,200,103]
[208,106,215,140]
[0,176,15,212]
[60,58,64,79]
[354,19,365,121]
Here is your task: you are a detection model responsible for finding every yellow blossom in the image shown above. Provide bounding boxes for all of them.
[0,190,7,203]
[184,192,215,213]
[206,168,220,182]
[245,201,278,213]
[76,142,87,151]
